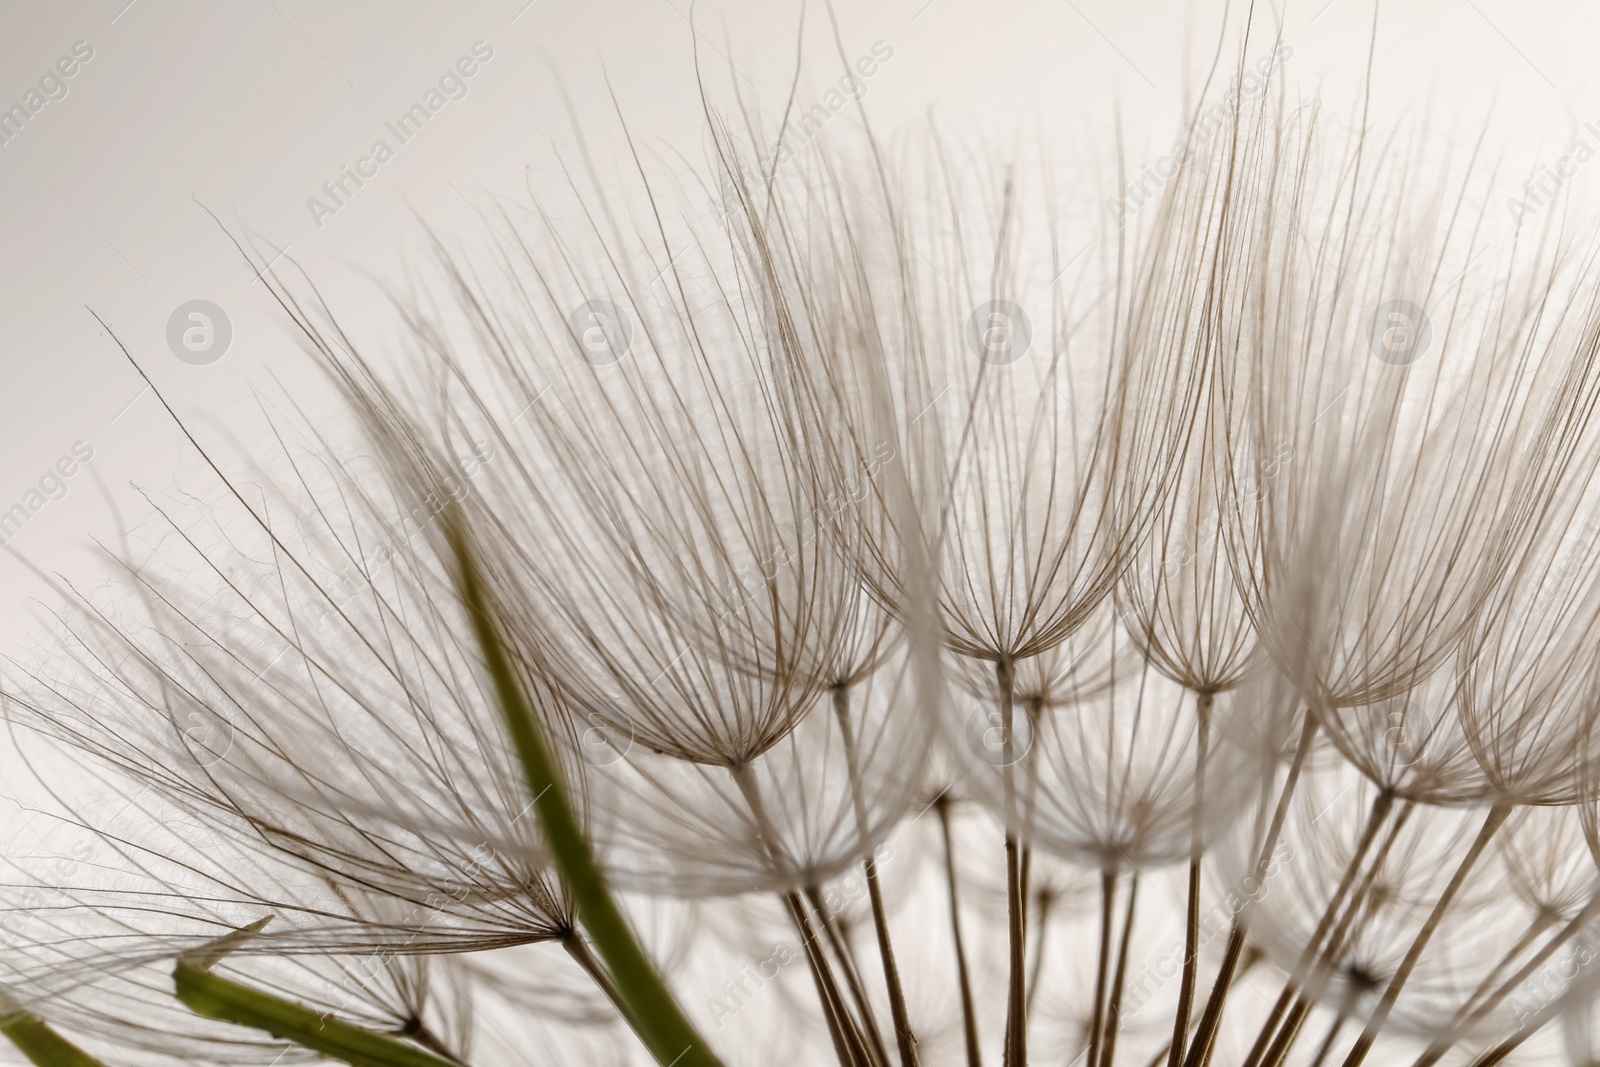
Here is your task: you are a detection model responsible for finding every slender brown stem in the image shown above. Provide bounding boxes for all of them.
[1306,1013,1346,1067]
[1337,802,1511,1067]
[1467,1037,1524,1067]
[729,761,868,1067]
[1168,691,1213,1067]
[997,658,1028,1067]
[788,890,872,1067]
[863,849,914,1062]
[1024,889,1054,1022]
[1262,999,1314,1067]
[1242,790,1396,1067]
[1182,711,1319,1067]
[936,794,983,1067]
[833,686,920,1067]
[1003,832,1026,1064]
[1138,952,1264,1067]
[1411,891,1600,1067]
[1020,844,1033,943]
[564,933,648,1045]
[1087,870,1118,1067]
[1241,980,1298,1067]
[1406,909,1558,1067]
[1453,912,1555,1020]
[808,884,891,1067]
[1100,873,1140,1067]
[1262,801,1415,1067]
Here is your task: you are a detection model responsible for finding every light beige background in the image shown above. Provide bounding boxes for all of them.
[0,0,1594,657]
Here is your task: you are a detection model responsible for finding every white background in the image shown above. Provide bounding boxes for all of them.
[0,0,1595,655]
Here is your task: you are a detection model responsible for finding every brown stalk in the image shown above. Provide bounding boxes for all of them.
[807,884,892,1067]
[998,658,1028,1067]
[1241,788,1397,1067]
[1260,799,1417,1067]
[832,685,920,1067]
[1167,690,1214,1067]
[935,794,983,1067]
[1100,873,1141,1067]
[1336,802,1512,1067]
[1086,870,1118,1067]
[729,761,873,1067]
[1182,710,1319,1067]
[787,890,874,1067]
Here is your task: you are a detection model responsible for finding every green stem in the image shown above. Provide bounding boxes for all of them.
[1,1008,110,1067]
[450,523,722,1067]
[563,934,653,1052]
[174,963,462,1067]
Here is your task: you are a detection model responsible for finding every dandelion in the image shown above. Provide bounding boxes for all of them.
[9,23,1600,1067]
